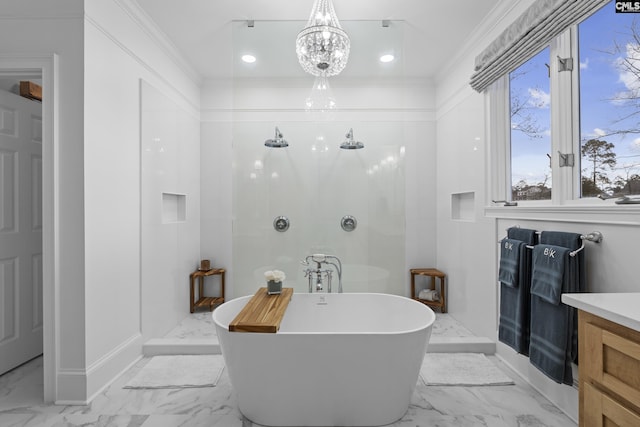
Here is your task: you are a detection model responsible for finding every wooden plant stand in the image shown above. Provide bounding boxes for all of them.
[410,268,446,313]
[190,268,225,313]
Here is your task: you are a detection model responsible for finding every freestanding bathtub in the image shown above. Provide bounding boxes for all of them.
[213,292,435,427]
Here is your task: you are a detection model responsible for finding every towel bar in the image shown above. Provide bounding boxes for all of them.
[499,230,603,258]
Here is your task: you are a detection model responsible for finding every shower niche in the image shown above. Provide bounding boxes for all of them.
[162,192,186,223]
[232,121,406,297]
[451,191,475,222]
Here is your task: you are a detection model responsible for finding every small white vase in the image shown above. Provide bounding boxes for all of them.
[267,280,282,295]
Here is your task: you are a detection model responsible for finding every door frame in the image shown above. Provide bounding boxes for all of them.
[0,54,59,402]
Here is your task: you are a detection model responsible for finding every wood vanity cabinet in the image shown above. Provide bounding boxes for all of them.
[579,310,640,426]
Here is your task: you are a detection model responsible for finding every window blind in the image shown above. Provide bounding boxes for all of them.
[470,0,611,93]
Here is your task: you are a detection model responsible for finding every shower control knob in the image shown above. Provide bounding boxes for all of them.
[341,215,357,232]
[273,216,290,232]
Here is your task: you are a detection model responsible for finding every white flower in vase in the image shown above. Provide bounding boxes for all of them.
[264,270,285,295]
[264,270,286,283]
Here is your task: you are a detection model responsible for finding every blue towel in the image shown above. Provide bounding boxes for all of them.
[498,227,537,355]
[508,227,538,245]
[498,238,524,287]
[531,244,569,305]
[529,231,585,385]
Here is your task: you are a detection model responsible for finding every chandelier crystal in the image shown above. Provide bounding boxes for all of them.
[305,75,336,112]
[295,0,350,77]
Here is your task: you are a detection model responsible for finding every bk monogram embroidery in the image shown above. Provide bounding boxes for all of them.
[543,247,556,258]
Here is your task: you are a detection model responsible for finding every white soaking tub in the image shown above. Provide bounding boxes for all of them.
[213,292,435,427]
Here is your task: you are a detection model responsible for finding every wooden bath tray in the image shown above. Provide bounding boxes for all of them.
[229,287,293,333]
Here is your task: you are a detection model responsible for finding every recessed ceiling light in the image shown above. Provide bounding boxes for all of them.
[241,54,256,63]
[380,54,394,63]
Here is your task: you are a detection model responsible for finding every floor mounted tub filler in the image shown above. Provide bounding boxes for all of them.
[213,292,435,427]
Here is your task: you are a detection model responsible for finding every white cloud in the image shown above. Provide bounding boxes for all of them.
[580,58,589,69]
[582,128,608,140]
[633,138,640,150]
[616,42,640,100]
[527,87,550,108]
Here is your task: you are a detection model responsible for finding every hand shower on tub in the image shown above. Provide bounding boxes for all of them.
[301,254,343,293]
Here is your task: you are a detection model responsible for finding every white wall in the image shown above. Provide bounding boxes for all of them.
[140,81,200,339]
[201,76,437,299]
[0,0,86,402]
[232,120,407,297]
[200,80,233,298]
[435,91,495,340]
[435,0,640,421]
[83,0,200,401]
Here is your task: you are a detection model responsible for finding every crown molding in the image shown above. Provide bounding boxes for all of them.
[84,12,200,117]
[435,0,526,87]
[0,14,83,20]
[114,0,202,87]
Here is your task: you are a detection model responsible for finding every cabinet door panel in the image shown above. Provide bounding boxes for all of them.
[584,382,640,427]
[583,322,640,410]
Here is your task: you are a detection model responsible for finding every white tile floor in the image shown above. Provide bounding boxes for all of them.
[0,312,578,427]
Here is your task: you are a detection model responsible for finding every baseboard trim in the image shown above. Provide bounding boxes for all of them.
[428,336,496,354]
[143,338,221,356]
[55,368,88,405]
[85,333,144,402]
[495,347,578,423]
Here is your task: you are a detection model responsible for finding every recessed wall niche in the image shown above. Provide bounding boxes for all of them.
[451,192,475,221]
[162,192,186,223]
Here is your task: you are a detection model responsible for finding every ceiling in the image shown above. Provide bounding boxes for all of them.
[135,0,501,81]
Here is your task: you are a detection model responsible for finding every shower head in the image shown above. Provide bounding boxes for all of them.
[264,127,289,148]
[340,128,364,149]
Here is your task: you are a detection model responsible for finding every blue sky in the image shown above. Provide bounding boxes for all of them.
[510,2,640,191]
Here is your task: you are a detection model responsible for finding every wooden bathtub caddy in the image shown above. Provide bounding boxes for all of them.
[229,287,293,333]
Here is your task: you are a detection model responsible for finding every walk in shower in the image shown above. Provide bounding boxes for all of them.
[231,18,408,297]
[232,121,406,297]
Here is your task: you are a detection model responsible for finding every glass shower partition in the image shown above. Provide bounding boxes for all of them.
[232,121,406,297]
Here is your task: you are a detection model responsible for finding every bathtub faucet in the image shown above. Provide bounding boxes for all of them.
[301,254,343,293]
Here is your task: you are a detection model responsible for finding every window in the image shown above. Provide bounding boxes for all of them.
[510,47,552,201]
[495,1,640,205]
[578,6,640,197]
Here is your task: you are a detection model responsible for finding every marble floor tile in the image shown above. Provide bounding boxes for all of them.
[0,312,576,427]
[432,313,476,338]
[0,353,576,427]
[163,312,218,339]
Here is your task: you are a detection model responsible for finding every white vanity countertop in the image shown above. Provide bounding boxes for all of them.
[562,293,640,332]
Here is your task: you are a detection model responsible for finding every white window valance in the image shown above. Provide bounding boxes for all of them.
[470,0,611,93]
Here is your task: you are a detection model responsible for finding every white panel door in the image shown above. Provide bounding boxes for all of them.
[0,88,43,375]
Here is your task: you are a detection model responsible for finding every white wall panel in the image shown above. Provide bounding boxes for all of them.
[0,150,16,233]
[140,80,200,340]
[31,253,43,330]
[83,0,201,401]
[0,258,17,343]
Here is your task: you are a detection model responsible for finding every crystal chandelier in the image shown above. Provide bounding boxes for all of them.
[295,0,350,77]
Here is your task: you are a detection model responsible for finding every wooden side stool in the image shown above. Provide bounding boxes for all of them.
[410,268,446,313]
[190,268,225,313]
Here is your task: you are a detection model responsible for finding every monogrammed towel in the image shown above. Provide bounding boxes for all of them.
[530,244,569,305]
[498,227,537,356]
[529,231,584,385]
[498,238,524,288]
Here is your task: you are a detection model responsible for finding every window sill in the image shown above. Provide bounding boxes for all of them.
[484,204,640,226]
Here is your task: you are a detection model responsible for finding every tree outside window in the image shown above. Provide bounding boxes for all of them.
[509,47,552,201]
[579,6,640,197]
